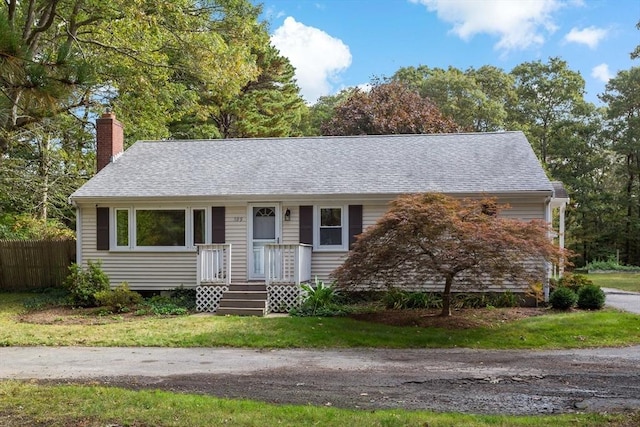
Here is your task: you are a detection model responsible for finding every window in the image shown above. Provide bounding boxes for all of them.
[111,207,209,251]
[115,209,129,247]
[136,210,185,246]
[193,209,205,245]
[315,206,347,250]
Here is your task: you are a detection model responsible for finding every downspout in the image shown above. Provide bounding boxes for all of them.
[559,203,566,277]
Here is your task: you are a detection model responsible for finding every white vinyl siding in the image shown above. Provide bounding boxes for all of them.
[77,195,549,290]
[225,205,248,282]
[80,206,197,290]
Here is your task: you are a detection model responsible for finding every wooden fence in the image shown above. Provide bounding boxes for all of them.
[0,240,76,291]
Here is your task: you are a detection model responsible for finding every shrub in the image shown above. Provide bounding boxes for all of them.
[586,258,640,272]
[293,278,342,317]
[95,282,143,313]
[63,261,110,307]
[577,285,606,310]
[167,286,196,311]
[549,287,577,310]
[552,274,593,292]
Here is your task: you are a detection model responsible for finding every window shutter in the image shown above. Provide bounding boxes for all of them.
[96,207,110,250]
[211,207,225,243]
[348,205,363,249]
[299,205,313,245]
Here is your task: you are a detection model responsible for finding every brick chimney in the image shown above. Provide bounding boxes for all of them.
[96,112,124,172]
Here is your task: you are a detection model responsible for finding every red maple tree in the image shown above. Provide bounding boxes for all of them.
[333,193,569,316]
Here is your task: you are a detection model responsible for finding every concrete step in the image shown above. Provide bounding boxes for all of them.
[218,299,267,309]
[216,307,266,316]
[223,290,267,300]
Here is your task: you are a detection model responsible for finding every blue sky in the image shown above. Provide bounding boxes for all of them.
[257,0,639,105]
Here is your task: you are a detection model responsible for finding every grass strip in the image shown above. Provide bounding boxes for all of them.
[0,381,636,427]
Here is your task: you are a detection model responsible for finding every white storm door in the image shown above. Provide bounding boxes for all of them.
[248,204,280,280]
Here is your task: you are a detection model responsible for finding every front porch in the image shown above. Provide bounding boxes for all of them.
[195,243,312,314]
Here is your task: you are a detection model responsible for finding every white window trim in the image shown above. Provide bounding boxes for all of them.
[314,205,348,252]
[110,206,210,252]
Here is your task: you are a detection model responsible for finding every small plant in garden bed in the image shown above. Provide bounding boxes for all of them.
[290,278,346,317]
[577,284,606,310]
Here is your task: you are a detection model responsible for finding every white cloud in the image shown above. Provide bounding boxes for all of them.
[591,63,612,83]
[271,17,352,103]
[411,0,562,52]
[564,26,607,49]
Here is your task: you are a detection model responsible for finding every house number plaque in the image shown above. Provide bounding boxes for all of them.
[233,216,244,222]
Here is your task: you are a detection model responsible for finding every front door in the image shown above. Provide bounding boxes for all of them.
[248,204,280,280]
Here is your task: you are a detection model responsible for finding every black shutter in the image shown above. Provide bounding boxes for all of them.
[348,205,363,249]
[299,205,313,245]
[96,207,110,250]
[212,206,225,243]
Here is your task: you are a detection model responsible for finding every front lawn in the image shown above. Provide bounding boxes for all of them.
[1,293,639,349]
[588,272,640,292]
[0,381,636,427]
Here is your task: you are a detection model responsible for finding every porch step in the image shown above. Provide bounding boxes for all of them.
[216,283,268,316]
[219,299,266,309]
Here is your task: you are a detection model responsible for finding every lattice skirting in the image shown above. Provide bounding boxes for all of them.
[267,284,303,313]
[196,285,229,312]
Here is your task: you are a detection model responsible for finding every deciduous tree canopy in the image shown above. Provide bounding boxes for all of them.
[321,81,460,135]
[333,193,568,316]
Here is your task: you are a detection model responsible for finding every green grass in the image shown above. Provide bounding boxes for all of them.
[588,273,640,292]
[1,293,639,349]
[0,381,636,427]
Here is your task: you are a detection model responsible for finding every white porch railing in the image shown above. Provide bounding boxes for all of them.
[196,244,232,285]
[265,244,312,285]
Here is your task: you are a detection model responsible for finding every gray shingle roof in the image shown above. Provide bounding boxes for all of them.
[70,132,553,200]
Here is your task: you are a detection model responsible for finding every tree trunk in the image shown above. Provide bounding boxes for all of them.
[440,274,454,317]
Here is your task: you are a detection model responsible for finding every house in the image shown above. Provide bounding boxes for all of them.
[69,113,568,314]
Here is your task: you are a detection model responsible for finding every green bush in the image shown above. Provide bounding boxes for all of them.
[167,286,196,311]
[63,261,110,307]
[292,278,343,317]
[95,282,143,313]
[577,285,606,310]
[552,274,593,292]
[549,287,577,310]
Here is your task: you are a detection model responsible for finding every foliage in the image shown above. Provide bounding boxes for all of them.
[383,289,442,309]
[577,285,606,310]
[382,289,524,310]
[321,80,460,135]
[551,274,593,292]
[292,278,344,317]
[599,67,640,265]
[0,214,74,240]
[549,287,578,310]
[0,0,303,226]
[166,286,197,311]
[22,288,70,310]
[95,282,143,313]
[138,295,189,316]
[63,261,110,307]
[525,282,545,307]
[333,193,568,316]
[393,65,516,132]
[586,259,640,272]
